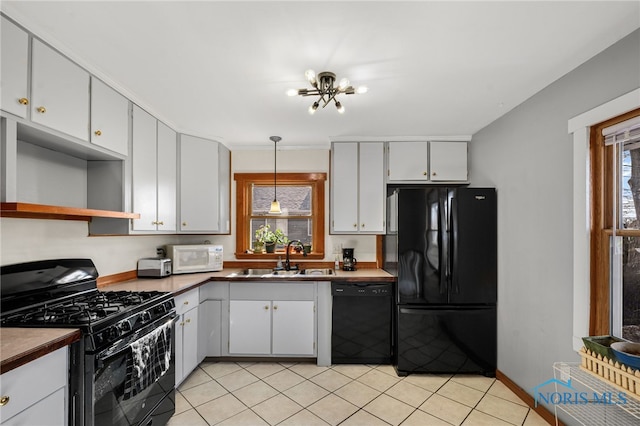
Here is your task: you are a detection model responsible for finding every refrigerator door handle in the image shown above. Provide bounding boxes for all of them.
[451,196,460,294]
[399,306,494,314]
[439,193,448,295]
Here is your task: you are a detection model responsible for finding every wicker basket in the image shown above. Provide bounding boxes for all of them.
[580,346,640,401]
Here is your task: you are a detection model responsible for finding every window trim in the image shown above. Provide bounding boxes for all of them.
[569,88,640,352]
[234,172,326,259]
[589,108,640,336]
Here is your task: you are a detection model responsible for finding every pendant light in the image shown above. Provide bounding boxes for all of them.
[268,136,282,214]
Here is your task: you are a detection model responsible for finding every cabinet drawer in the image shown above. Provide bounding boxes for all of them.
[2,387,65,426]
[175,289,199,316]
[0,347,67,423]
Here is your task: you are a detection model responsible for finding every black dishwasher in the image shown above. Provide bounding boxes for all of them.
[331,282,393,364]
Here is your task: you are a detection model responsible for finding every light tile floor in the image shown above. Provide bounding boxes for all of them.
[169,361,550,426]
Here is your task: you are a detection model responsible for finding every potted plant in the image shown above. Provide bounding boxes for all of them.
[254,225,289,253]
[253,224,273,253]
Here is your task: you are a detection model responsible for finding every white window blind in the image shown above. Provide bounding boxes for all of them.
[603,116,640,145]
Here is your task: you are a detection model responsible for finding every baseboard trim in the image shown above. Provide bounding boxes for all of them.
[496,369,562,426]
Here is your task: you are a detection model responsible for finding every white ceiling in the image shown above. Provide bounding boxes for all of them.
[2,1,639,149]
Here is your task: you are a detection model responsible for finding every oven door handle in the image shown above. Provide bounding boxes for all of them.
[96,313,176,367]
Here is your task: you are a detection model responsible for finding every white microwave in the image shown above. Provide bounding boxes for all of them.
[165,244,223,274]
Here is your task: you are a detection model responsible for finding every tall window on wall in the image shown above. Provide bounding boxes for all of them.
[591,109,640,341]
[234,173,326,259]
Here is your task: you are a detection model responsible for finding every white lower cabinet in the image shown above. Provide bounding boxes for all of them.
[228,282,316,357]
[174,289,199,386]
[198,282,228,360]
[0,347,67,425]
[198,300,222,359]
[271,300,315,355]
[229,300,272,354]
[229,300,315,356]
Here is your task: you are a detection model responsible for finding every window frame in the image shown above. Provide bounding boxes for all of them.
[589,108,640,335]
[234,172,326,259]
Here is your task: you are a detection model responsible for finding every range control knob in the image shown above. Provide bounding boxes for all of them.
[119,319,132,333]
[108,326,120,340]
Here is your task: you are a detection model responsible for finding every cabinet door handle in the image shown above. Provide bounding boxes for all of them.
[184,301,189,305]
[179,322,184,326]
[182,222,187,227]
[0,395,9,406]
[18,97,29,105]
[273,305,278,310]
[353,223,357,228]
[423,171,427,176]
[432,171,437,176]
[361,223,365,228]
[157,221,164,225]
[185,318,191,324]
[264,305,269,310]
[94,130,102,136]
[37,106,46,114]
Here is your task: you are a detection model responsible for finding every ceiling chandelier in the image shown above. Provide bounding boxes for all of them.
[287,70,367,114]
[268,135,282,215]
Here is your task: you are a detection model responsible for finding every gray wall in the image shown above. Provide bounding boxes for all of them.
[470,28,640,411]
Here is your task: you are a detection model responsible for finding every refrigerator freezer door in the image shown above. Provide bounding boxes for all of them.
[450,188,497,304]
[396,188,448,304]
[395,305,496,376]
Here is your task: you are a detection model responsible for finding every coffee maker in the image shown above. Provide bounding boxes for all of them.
[342,248,357,271]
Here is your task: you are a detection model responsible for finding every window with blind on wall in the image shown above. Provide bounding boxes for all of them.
[591,111,640,341]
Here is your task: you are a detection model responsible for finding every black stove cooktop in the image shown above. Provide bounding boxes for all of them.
[0,259,175,351]
[1,290,171,326]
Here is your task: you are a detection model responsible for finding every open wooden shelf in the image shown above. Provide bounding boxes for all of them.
[0,203,140,221]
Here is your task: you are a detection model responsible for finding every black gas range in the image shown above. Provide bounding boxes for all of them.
[0,259,177,426]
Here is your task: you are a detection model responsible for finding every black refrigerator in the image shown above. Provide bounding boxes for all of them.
[383,187,497,376]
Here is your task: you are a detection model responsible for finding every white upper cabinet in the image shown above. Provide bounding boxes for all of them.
[429,141,468,181]
[179,134,230,234]
[331,143,359,232]
[387,141,430,181]
[1,16,29,118]
[131,105,176,232]
[331,142,385,234]
[387,141,468,182]
[132,106,157,231]
[31,39,90,141]
[358,143,386,233]
[90,78,129,156]
[156,121,177,232]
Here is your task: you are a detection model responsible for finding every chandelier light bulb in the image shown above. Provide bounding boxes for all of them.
[305,69,316,84]
[338,78,350,90]
[308,102,319,114]
[336,102,345,114]
[286,88,298,97]
[356,86,368,94]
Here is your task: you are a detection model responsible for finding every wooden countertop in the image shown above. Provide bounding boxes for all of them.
[0,328,81,374]
[102,268,395,294]
[1,268,394,373]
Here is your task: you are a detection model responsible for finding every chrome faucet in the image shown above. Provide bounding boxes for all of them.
[285,240,307,270]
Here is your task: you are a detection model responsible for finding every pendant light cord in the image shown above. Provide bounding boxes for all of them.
[273,140,277,201]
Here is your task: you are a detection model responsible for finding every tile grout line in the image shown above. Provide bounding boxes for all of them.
[176,361,536,426]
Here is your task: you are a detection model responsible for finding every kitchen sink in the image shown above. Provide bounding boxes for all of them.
[227,268,334,278]
[241,268,274,276]
[302,268,334,276]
